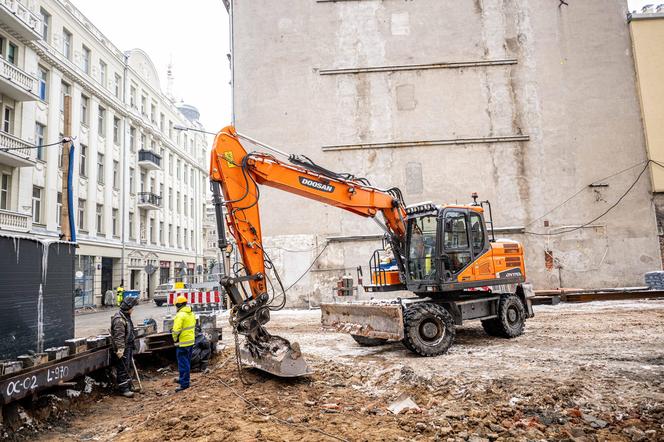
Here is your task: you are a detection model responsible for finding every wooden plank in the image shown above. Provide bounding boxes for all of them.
[562,291,664,303]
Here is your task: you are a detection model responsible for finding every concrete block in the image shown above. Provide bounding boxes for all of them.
[64,338,88,355]
[163,316,174,333]
[45,347,69,361]
[86,335,110,350]
[0,360,23,375]
[198,314,215,331]
[16,353,47,368]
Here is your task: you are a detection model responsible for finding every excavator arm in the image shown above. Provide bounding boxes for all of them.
[209,125,406,376]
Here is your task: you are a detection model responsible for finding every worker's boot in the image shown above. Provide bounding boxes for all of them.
[121,390,134,398]
[175,385,188,393]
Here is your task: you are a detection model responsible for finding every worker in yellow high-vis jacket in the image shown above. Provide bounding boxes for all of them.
[172,294,196,392]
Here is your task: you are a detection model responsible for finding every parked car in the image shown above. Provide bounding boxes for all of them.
[153,283,188,307]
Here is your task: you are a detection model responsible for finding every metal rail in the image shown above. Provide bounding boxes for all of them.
[0,347,110,404]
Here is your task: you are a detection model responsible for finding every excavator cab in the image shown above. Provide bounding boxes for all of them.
[368,197,501,295]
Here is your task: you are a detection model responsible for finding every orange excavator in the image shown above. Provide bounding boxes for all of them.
[210,126,534,377]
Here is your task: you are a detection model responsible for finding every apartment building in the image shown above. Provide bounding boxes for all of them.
[0,0,213,306]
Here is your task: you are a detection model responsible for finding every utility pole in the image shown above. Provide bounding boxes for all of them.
[59,95,72,241]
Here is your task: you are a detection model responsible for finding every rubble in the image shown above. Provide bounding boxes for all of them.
[4,300,663,441]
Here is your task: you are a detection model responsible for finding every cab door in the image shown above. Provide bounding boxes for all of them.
[440,209,473,281]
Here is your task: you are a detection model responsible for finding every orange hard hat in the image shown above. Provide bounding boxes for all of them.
[176,295,187,304]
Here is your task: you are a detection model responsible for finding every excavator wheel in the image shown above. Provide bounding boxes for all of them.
[401,303,455,356]
[481,294,526,338]
[351,334,389,347]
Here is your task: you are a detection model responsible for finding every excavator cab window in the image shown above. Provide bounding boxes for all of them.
[442,210,472,275]
[407,215,437,281]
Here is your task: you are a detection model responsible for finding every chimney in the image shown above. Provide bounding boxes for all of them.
[642,4,655,13]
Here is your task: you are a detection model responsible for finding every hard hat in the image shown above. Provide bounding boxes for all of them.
[120,296,139,311]
[176,295,188,304]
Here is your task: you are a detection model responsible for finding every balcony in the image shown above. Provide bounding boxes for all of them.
[138,149,161,171]
[0,0,42,41]
[0,131,35,167]
[0,57,39,101]
[137,192,162,210]
[0,209,31,233]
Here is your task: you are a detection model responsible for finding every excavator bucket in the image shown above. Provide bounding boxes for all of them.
[320,302,405,341]
[238,335,313,378]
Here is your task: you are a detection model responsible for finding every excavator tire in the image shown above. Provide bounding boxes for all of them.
[482,293,526,338]
[351,335,389,347]
[401,303,455,356]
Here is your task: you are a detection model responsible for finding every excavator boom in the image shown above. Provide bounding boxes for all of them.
[209,126,406,377]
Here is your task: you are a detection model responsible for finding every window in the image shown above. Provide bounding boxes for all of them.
[56,192,62,227]
[3,106,13,133]
[469,212,485,255]
[160,113,165,131]
[97,153,104,184]
[169,121,173,139]
[130,84,136,108]
[177,227,181,248]
[97,106,105,136]
[190,231,194,250]
[62,28,72,59]
[58,132,64,168]
[79,144,87,177]
[140,133,146,150]
[407,215,437,280]
[35,123,46,161]
[96,204,104,234]
[128,212,135,239]
[140,95,147,115]
[176,160,181,179]
[168,223,173,246]
[168,187,173,209]
[60,82,70,113]
[150,219,156,243]
[114,73,122,98]
[177,191,181,212]
[140,171,146,192]
[169,155,173,175]
[113,160,119,189]
[32,186,43,224]
[190,197,194,217]
[38,66,48,101]
[129,126,136,151]
[189,169,194,186]
[80,95,89,125]
[0,173,10,210]
[112,209,119,236]
[113,117,121,144]
[150,102,156,122]
[159,221,164,245]
[184,228,188,249]
[184,194,188,216]
[442,211,472,274]
[40,8,50,41]
[78,199,86,230]
[99,60,107,87]
[129,167,135,194]
[7,43,17,65]
[82,46,90,74]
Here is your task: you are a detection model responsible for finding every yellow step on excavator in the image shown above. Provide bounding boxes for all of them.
[209,126,534,377]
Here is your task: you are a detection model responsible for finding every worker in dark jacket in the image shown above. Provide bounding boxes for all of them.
[111,296,138,397]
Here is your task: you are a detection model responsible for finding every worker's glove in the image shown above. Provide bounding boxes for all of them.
[116,349,124,359]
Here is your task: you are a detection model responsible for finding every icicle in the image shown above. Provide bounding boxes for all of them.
[37,283,44,353]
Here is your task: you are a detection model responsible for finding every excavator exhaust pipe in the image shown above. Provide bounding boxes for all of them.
[238,337,313,378]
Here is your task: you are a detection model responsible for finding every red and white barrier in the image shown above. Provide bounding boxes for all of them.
[168,291,222,305]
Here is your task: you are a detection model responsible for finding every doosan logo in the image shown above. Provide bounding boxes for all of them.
[299,177,335,193]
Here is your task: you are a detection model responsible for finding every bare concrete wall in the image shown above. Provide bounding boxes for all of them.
[231,0,661,306]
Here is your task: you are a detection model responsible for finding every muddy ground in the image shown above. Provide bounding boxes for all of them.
[18,301,664,441]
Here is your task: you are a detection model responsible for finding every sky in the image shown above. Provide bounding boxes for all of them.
[74,0,651,134]
[74,0,232,133]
